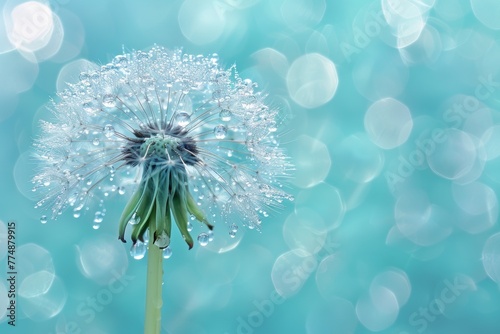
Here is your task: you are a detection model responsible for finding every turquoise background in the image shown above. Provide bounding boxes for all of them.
[1,0,500,333]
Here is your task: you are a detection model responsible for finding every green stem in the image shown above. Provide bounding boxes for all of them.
[144,224,163,334]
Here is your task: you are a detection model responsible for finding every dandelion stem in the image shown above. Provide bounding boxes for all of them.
[144,222,163,334]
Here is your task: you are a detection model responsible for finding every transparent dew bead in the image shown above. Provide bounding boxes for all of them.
[214,125,227,139]
[187,222,193,232]
[219,109,232,121]
[128,213,139,225]
[118,186,125,195]
[162,247,172,259]
[92,223,100,230]
[103,124,114,138]
[229,230,237,238]
[154,231,170,248]
[230,223,238,232]
[175,112,191,127]
[94,211,104,223]
[208,230,214,242]
[92,138,100,146]
[102,94,116,108]
[40,215,47,224]
[197,233,209,246]
[130,242,146,260]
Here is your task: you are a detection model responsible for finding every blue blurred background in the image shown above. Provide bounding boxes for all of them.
[1,0,500,333]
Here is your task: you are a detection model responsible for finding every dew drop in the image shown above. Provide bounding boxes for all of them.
[214,125,227,139]
[198,232,209,246]
[118,186,125,195]
[187,222,193,232]
[154,231,170,248]
[73,211,81,218]
[229,230,237,238]
[40,215,47,224]
[230,223,238,233]
[103,124,114,138]
[175,112,191,127]
[162,247,172,259]
[219,109,232,121]
[92,138,100,146]
[102,94,116,108]
[208,230,214,241]
[94,211,104,223]
[92,223,100,230]
[130,242,146,260]
[128,213,139,225]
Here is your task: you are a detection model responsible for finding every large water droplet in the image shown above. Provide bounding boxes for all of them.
[219,109,232,121]
[128,213,139,225]
[130,242,146,260]
[154,231,170,248]
[162,247,172,259]
[198,233,209,246]
[214,125,227,139]
[102,94,116,108]
[94,211,104,223]
[103,124,114,138]
[40,215,47,224]
[175,112,191,127]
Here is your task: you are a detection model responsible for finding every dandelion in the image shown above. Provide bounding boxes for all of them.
[32,45,292,333]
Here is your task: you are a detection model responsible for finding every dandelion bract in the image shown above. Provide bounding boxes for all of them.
[33,45,293,250]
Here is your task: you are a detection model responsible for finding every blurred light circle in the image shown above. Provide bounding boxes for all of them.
[471,0,500,30]
[334,133,384,183]
[17,243,55,283]
[289,135,331,188]
[452,182,497,216]
[19,270,55,298]
[0,221,6,261]
[283,208,326,254]
[295,182,345,230]
[398,24,443,65]
[364,97,413,149]
[483,233,500,283]
[13,151,38,201]
[394,190,452,246]
[251,47,289,78]
[272,249,315,298]
[56,58,99,93]
[0,90,19,121]
[286,53,338,109]
[280,0,326,31]
[315,253,356,300]
[0,282,7,322]
[427,129,476,180]
[356,286,399,332]
[452,182,498,234]
[6,1,54,52]
[77,234,128,285]
[0,50,38,93]
[481,125,500,161]
[178,0,226,45]
[370,269,411,307]
[50,10,84,63]
[20,275,66,321]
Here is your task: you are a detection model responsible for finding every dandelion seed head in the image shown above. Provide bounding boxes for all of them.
[33,45,292,250]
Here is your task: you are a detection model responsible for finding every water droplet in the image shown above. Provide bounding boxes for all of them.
[79,72,90,85]
[175,112,191,127]
[102,94,116,108]
[40,215,47,224]
[208,230,214,241]
[92,223,100,230]
[128,213,139,225]
[187,222,193,232]
[212,90,222,101]
[103,124,114,138]
[154,231,170,248]
[118,186,125,195]
[214,125,227,139]
[198,233,209,246]
[82,100,96,112]
[130,242,146,260]
[268,121,277,132]
[113,55,128,67]
[230,223,238,232]
[73,210,81,218]
[219,109,232,121]
[92,138,100,146]
[229,230,237,238]
[162,247,172,259]
[94,211,104,223]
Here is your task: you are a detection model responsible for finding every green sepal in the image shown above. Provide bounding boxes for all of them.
[171,189,193,249]
[187,192,213,230]
[118,183,145,242]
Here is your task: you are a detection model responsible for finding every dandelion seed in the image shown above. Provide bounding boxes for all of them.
[32,45,292,334]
